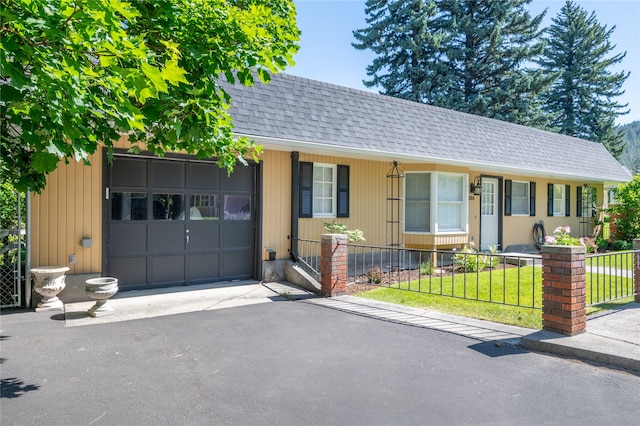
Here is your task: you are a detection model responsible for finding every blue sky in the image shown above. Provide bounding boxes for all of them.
[287,0,640,126]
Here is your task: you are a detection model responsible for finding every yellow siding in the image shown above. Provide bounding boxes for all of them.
[31,149,102,273]
[260,150,292,259]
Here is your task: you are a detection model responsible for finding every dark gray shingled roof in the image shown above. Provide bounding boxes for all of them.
[223,73,631,183]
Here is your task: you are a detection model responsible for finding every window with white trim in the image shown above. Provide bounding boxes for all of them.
[299,161,349,218]
[313,163,336,217]
[511,181,530,215]
[547,183,570,217]
[404,172,467,234]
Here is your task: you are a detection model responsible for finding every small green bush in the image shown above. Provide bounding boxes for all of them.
[611,240,632,251]
[419,260,433,275]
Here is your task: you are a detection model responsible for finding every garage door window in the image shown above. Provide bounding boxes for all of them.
[153,194,184,220]
[111,192,147,221]
[190,194,219,220]
[224,195,251,220]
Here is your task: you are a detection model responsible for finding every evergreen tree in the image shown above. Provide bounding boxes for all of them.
[538,1,629,158]
[353,0,551,126]
[352,0,441,103]
[433,0,550,125]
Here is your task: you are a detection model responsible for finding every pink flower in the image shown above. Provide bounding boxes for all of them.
[564,226,571,233]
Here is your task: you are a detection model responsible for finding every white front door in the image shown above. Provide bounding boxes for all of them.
[480,177,499,251]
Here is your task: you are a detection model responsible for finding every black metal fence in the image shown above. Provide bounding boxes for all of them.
[346,243,543,309]
[586,250,638,306]
[289,238,638,310]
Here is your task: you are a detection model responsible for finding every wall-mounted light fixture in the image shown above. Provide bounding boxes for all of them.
[470,176,482,196]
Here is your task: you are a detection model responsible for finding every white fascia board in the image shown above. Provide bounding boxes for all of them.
[237,133,631,185]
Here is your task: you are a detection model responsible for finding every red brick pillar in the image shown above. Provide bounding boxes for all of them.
[320,234,348,297]
[541,245,587,336]
[634,239,640,303]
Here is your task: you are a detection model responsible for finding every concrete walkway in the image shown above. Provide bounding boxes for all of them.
[61,281,640,373]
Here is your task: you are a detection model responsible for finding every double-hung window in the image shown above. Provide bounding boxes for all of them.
[404,172,467,234]
[299,162,349,218]
[547,184,570,217]
[504,180,535,216]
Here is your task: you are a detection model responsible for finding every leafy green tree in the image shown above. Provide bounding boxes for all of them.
[537,1,628,158]
[0,0,299,193]
[354,0,551,126]
[609,174,640,242]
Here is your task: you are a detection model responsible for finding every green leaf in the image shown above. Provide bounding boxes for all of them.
[141,63,168,93]
[161,60,188,86]
[31,152,60,173]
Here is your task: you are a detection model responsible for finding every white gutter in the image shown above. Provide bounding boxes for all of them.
[237,133,631,184]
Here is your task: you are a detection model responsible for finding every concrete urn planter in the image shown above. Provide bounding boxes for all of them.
[31,266,70,311]
[85,277,119,317]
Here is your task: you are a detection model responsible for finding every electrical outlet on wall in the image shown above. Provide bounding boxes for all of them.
[69,254,76,264]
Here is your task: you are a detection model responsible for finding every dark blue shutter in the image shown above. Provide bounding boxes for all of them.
[337,165,349,218]
[547,184,553,216]
[565,185,571,217]
[529,182,536,216]
[299,162,313,218]
[504,180,512,216]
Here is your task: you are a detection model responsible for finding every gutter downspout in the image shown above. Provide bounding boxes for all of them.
[291,151,299,258]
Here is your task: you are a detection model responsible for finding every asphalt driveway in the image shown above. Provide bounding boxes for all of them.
[2,299,639,425]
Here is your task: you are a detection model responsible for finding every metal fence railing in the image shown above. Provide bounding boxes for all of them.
[289,238,322,279]
[289,238,639,310]
[586,250,638,306]
[346,244,543,309]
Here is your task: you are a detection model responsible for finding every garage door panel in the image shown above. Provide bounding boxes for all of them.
[110,224,147,255]
[188,222,220,251]
[151,255,184,284]
[222,223,252,249]
[222,251,253,277]
[110,257,147,289]
[188,253,220,281]
[112,158,148,188]
[222,165,252,190]
[189,163,220,190]
[151,223,185,252]
[153,161,185,189]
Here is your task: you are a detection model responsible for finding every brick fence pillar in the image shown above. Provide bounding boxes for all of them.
[634,239,640,303]
[320,234,348,297]
[541,245,587,336]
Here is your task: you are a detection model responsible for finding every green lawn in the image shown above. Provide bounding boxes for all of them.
[355,266,635,329]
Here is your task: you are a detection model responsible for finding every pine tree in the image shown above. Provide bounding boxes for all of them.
[352,0,441,103]
[432,0,551,125]
[353,0,551,126]
[538,1,629,158]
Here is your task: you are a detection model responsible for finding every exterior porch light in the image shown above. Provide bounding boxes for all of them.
[470,175,482,196]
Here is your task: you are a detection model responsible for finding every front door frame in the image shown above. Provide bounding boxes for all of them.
[479,174,503,252]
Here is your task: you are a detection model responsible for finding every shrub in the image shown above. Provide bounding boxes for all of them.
[366,266,382,284]
[544,226,582,246]
[419,260,433,275]
[323,221,366,243]
[611,240,632,251]
[609,174,640,242]
[454,243,498,272]
[580,236,598,253]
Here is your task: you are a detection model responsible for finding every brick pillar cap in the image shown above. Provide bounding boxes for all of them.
[541,245,586,254]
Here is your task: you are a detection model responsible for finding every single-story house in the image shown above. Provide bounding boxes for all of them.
[30,73,632,294]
